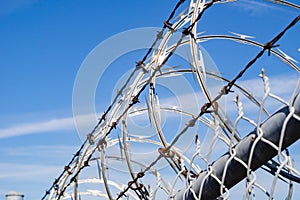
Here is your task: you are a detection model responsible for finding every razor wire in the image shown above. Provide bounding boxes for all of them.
[42,0,300,200]
[175,74,300,200]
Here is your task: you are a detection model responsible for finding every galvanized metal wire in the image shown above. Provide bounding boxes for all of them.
[42,0,300,200]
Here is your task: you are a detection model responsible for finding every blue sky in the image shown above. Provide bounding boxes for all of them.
[0,0,299,199]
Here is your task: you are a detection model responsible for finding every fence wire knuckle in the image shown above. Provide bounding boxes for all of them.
[42,1,300,200]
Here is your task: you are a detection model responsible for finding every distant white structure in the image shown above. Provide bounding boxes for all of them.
[5,191,24,200]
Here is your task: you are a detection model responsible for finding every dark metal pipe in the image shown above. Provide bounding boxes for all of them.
[176,93,300,200]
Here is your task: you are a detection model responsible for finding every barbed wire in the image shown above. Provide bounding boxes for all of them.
[44,0,222,199]
[42,1,300,200]
[41,0,188,199]
[115,1,222,198]
[115,13,300,200]
[173,74,300,200]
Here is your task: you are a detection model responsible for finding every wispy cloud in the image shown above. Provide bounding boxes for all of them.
[234,0,288,15]
[0,74,297,140]
[0,162,62,199]
[0,163,60,180]
[227,74,299,111]
[161,73,298,113]
[238,74,298,98]
[0,144,79,198]
[0,112,101,139]
[0,0,38,15]
[0,145,77,158]
[0,117,75,139]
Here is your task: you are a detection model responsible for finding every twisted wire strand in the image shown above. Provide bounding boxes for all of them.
[42,1,300,199]
[116,13,300,199]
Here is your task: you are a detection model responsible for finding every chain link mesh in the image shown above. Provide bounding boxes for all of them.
[42,0,300,199]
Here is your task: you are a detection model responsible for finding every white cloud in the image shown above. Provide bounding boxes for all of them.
[160,73,298,115]
[0,145,79,198]
[1,145,77,158]
[0,117,75,139]
[0,163,59,180]
[0,74,297,141]
[237,74,298,99]
[0,162,62,199]
[0,112,102,140]
[234,0,288,15]
[0,0,38,15]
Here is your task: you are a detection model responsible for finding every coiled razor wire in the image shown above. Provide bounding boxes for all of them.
[42,0,300,200]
